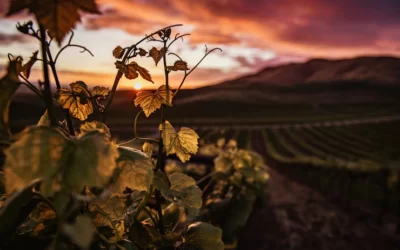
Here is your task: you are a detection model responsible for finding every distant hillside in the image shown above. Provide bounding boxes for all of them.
[9,56,400,128]
[175,56,400,105]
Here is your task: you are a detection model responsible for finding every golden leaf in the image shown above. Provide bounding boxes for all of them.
[159,121,199,162]
[21,51,38,78]
[7,0,101,45]
[128,62,153,83]
[91,86,110,97]
[57,88,93,121]
[37,110,50,126]
[148,47,167,66]
[113,46,124,59]
[114,159,154,193]
[138,48,147,57]
[79,121,111,137]
[156,85,173,106]
[4,126,69,196]
[134,85,173,117]
[142,141,154,157]
[153,171,202,210]
[168,60,189,71]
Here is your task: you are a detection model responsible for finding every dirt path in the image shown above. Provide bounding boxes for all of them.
[237,130,400,250]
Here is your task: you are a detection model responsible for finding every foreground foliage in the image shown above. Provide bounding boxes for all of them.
[0,1,259,249]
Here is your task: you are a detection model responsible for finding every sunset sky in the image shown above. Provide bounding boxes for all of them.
[0,0,399,90]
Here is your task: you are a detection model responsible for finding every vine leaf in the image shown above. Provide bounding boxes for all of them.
[114,158,154,193]
[21,51,38,78]
[159,121,199,162]
[62,215,96,250]
[134,85,173,117]
[182,222,224,250]
[142,142,154,157]
[113,46,124,59]
[148,47,167,66]
[0,59,21,140]
[214,154,233,174]
[79,121,111,137]
[4,127,119,196]
[117,146,149,162]
[128,62,153,83]
[167,60,189,71]
[115,61,138,80]
[156,85,173,105]
[37,110,50,126]
[91,86,110,97]
[57,87,93,121]
[89,196,127,227]
[138,48,147,57]
[89,195,127,241]
[6,0,101,45]
[3,126,69,196]
[65,131,119,192]
[153,171,202,212]
[70,81,91,96]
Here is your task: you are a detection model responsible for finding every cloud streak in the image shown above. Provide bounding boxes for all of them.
[1,0,399,89]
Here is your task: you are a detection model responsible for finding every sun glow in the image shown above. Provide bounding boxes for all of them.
[134,82,142,90]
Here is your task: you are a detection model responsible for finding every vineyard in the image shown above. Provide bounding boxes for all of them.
[146,117,400,249]
[192,119,400,212]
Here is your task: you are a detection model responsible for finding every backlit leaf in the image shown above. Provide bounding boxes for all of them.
[4,126,68,196]
[159,121,199,162]
[21,51,38,78]
[91,86,110,97]
[128,62,153,83]
[138,48,147,57]
[117,146,149,162]
[7,0,101,45]
[214,154,233,174]
[123,63,139,80]
[114,158,154,193]
[153,172,202,211]
[0,59,21,140]
[70,81,91,96]
[113,46,124,59]
[142,142,154,157]
[134,91,161,117]
[183,222,224,250]
[89,196,127,228]
[37,110,50,126]
[79,121,111,137]
[57,88,93,121]
[4,127,119,197]
[134,84,173,117]
[156,85,173,106]
[167,60,189,71]
[148,47,167,66]
[65,131,119,192]
[63,215,96,249]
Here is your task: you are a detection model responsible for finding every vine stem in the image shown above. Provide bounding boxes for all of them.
[39,24,56,127]
[101,24,183,122]
[45,43,75,135]
[133,110,159,143]
[172,47,222,98]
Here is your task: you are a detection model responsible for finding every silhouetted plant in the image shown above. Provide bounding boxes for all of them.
[0,1,228,249]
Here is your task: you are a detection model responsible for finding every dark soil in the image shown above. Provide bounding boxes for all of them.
[237,130,400,250]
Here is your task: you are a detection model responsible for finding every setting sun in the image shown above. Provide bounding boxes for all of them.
[133,82,142,90]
